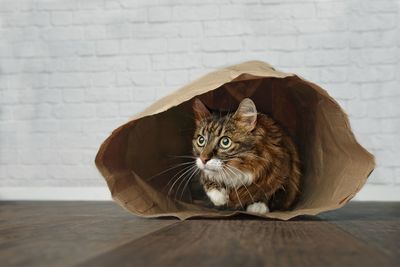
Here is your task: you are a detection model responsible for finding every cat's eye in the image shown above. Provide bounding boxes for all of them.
[196,135,206,147]
[219,136,232,149]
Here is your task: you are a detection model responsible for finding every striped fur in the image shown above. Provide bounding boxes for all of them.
[192,98,301,211]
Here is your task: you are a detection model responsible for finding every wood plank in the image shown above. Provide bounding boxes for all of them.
[0,201,178,267]
[319,202,400,260]
[78,219,395,267]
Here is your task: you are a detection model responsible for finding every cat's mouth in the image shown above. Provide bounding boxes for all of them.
[196,158,223,173]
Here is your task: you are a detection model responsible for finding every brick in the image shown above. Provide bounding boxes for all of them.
[49,73,90,88]
[352,1,399,14]
[164,70,189,86]
[349,65,395,82]
[0,106,13,120]
[316,2,347,18]
[19,89,61,104]
[368,167,394,184]
[53,58,80,72]
[203,21,250,37]
[0,89,19,104]
[178,22,203,37]
[80,57,127,72]
[13,42,48,58]
[380,118,400,133]
[253,3,317,20]
[320,67,348,83]
[350,48,397,64]
[104,0,121,9]
[96,40,120,55]
[0,149,18,164]
[251,20,298,35]
[374,151,400,167]
[220,5,245,19]
[152,54,202,70]
[37,1,76,11]
[201,53,227,68]
[0,59,23,74]
[367,98,400,118]
[53,104,96,119]
[96,103,119,118]
[13,104,52,120]
[167,39,191,53]
[121,39,167,54]
[131,23,179,38]
[346,100,368,118]
[350,30,397,48]
[305,50,348,66]
[127,55,151,71]
[31,12,50,26]
[198,37,242,52]
[51,12,73,26]
[351,118,380,134]
[63,89,85,103]
[172,5,219,21]
[296,19,347,34]
[298,34,348,50]
[277,51,304,67]
[106,23,132,39]
[84,87,131,102]
[132,87,156,102]
[130,72,163,86]
[79,0,103,10]
[119,0,158,9]
[148,6,172,22]
[42,27,84,41]
[48,41,82,57]
[91,72,116,87]
[349,14,397,31]
[84,25,107,40]
[360,82,400,99]
[0,43,13,58]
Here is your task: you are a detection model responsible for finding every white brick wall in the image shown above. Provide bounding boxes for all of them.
[0,0,399,199]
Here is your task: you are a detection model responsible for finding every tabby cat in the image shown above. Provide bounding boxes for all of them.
[192,98,301,213]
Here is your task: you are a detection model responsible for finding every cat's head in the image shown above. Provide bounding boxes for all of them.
[192,98,259,185]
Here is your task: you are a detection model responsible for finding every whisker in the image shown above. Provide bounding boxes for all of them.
[167,154,198,159]
[167,165,197,197]
[224,164,255,204]
[178,168,200,200]
[161,164,194,193]
[148,160,195,181]
[175,166,198,200]
[220,168,243,210]
[226,164,269,201]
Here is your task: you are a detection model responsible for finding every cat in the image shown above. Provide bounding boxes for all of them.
[192,98,301,214]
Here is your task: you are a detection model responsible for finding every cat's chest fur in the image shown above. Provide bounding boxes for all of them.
[201,169,254,189]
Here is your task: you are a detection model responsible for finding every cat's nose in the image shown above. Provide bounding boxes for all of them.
[200,156,210,164]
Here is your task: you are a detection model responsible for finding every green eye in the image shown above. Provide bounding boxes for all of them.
[197,135,206,147]
[219,136,232,148]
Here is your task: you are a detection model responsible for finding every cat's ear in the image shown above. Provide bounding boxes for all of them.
[192,98,211,123]
[233,98,257,131]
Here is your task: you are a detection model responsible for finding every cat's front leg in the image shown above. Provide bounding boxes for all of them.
[206,187,229,206]
[202,181,229,207]
[246,202,270,214]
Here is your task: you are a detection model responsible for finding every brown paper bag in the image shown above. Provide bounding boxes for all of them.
[95,61,375,220]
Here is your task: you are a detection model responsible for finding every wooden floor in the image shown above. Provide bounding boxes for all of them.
[0,201,398,267]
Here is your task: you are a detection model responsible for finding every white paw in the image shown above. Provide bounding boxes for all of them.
[206,188,229,206]
[246,202,269,214]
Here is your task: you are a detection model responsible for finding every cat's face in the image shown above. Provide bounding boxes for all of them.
[192,98,259,187]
